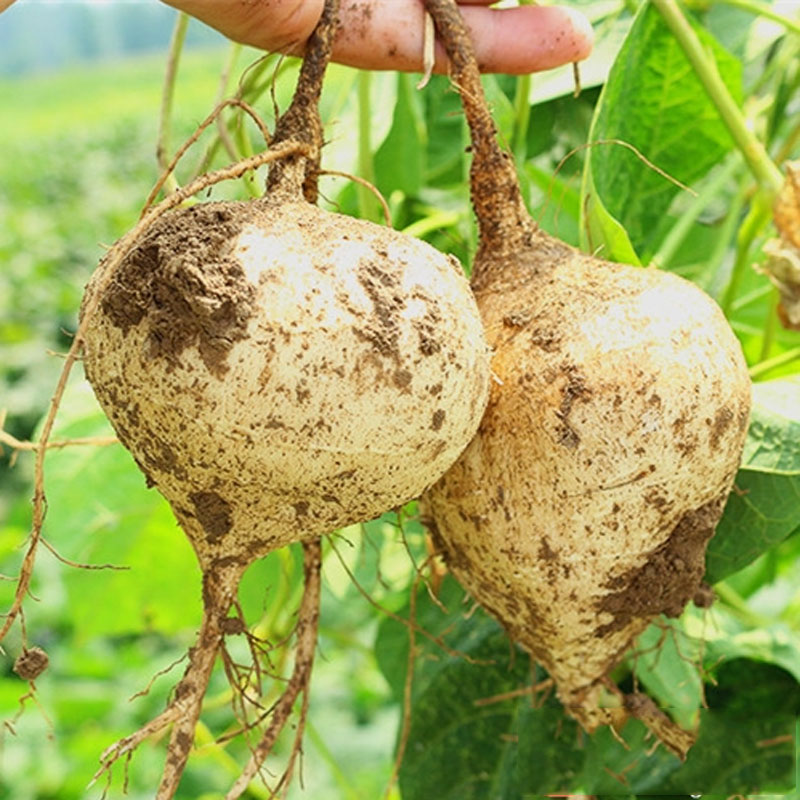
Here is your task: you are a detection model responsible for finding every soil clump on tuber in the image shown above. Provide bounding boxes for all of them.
[77,0,489,795]
[421,0,751,758]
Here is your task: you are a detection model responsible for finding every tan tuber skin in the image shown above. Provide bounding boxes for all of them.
[79,0,489,795]
[421,0,751,758]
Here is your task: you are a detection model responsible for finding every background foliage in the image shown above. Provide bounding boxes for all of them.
[1,0,799,797]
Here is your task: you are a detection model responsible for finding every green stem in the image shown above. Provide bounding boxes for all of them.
[512,74,532,161]
[749,345,800,380]
[652,154,742,270]
[714,581,773,628]
[194,722,272,799]
[706,179,749,301]
[710,0,800,37]
[758,287,779,362]
[401,209,461,238]
[157,12,189,193]
[305,719,363,800]
[357,70,380,222]
[720,193,773,315]
[254,547,297,639]
[652,0,783,197]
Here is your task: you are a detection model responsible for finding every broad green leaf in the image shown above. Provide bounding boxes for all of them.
[374,73,425,198]
[481,74,517,150]
[706,376,800,583]
[649,660,798,794]
[422,74,469,188]
[582,165,642,263]
[627,619,704,730]
[581,1,741,262]
[698,610,800,684]
[375,577,797,797]
[742,375,800,474]
[29,378,202,637]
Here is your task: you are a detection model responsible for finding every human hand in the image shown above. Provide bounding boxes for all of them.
[0,0,593,74]
[161,0,593,74]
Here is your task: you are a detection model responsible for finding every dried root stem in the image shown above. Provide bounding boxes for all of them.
[224,540,321,800]
[89,544,322,799]
[92,561,244,795]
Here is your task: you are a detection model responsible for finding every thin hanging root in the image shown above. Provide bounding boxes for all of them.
[327,536,488,665]
[91,706,182,788]
[382,565,420,800]
[142,97,274,214]
[224,540,322,800]
[318,169,393,227]
[0,413,118,459]
[156,564,247,799]
[0,140,308,650]
[91,561,245,795]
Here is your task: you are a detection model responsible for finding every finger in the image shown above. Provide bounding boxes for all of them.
[163,0,592,75]
[333,2,594,74]
[161,0,325,54]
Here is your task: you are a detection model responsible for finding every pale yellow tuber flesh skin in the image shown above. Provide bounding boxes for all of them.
[82,198,490,570]
[420,0,752,753]
[424,231,751,731]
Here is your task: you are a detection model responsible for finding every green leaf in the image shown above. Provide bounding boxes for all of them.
[32,377,202,637]
[741,376,800,475]
[581,1,741,262]
[703,616,800,685]
[628,620,704,729]
[706,377,800,583]
[582,165,643,263]
[377,578,797,797]
[374,73,425,198]
[651,660,798,794]
[421,74,468,188]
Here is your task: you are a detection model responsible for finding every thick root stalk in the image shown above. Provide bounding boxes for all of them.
[423,0,531,270]
[92,561,245,798]
[266,0,340,201]
[155,562,245,799]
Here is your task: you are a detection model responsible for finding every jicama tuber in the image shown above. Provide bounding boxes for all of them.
[77,1,489,795]
[421,0,751,759]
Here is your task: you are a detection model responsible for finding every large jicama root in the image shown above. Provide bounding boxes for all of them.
[78,1,489,795]
[421,0,751,758]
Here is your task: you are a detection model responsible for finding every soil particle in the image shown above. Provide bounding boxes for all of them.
[709,406,734,449]
[293,500,310,517]
[692,583,715,608]
[414,308,443,355]
[503,308,533,327]
[394,368,413,389]
[13,646,49,681]
[354,259,403,359]
[538,537,558,561]
[530,328,560,352]
[595,495,726,637]
[98,203,256,378]
[190,490,233,543]
[221,617,246,635]
[175,730,192,754]
[555,365,589,449]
